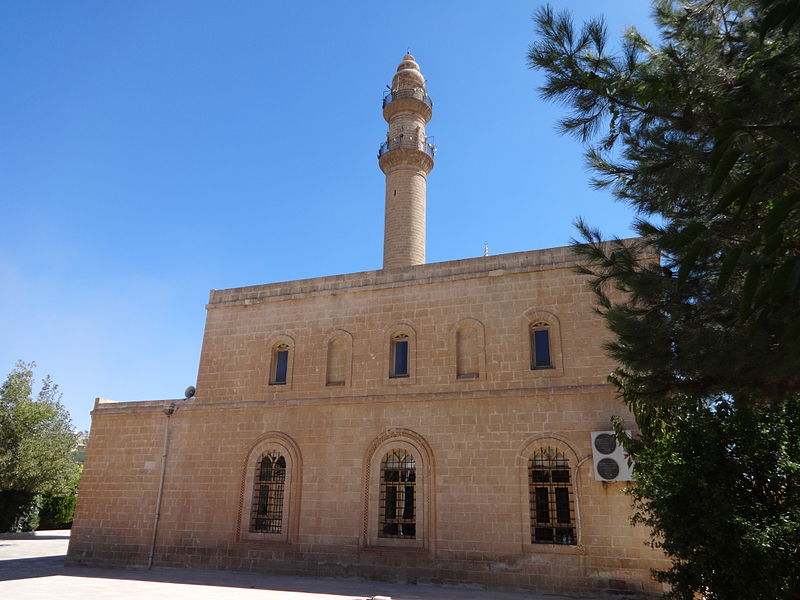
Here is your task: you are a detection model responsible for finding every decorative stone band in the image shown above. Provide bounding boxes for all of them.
[382,95,433,123]
[378,147,434,174]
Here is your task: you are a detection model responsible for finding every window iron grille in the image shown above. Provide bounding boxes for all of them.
[529,447,576,545]
[379,449,416,538]
[250,452,286,533]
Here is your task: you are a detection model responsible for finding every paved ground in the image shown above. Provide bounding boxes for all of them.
[0,530,594,600]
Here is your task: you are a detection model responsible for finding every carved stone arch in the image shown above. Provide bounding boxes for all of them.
[265,333,296,388]
[520,308,564,377]
[383,322,417,383]
[323,329,353,388]
[237,431,302,544]
[451,317,486,381]
[516,434,585,553]
[361,427,435,551]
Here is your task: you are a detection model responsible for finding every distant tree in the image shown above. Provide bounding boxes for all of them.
[528,1,800,598]
[0,362,80,532]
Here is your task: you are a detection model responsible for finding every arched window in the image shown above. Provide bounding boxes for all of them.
[530,322,553,369]
[250,451,286,533]
[379,449,416,538]
[528,447,576,545]
[238,432,301,544]
[364,429,432,549]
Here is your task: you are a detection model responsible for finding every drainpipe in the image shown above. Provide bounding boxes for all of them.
[147,402,176,569]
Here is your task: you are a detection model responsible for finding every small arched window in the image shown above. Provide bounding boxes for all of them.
[250,451,287,534]
[390,333,410,378]
[379,449,416,538]
[530,322,553,369]
[270,343,290,385]
[528,447,576,545]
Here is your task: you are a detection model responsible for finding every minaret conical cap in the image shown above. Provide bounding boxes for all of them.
[392,53,425,89]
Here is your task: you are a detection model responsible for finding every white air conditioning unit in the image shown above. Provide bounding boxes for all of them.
[591,431,634,482]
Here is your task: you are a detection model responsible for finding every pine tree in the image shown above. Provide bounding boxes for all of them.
[529,1,800,597]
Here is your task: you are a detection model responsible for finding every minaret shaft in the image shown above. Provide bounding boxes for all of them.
[378,54,434,270]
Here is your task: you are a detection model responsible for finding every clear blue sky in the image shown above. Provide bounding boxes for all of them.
[1,1,659,432]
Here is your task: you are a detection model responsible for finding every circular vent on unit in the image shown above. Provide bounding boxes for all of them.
[597,458,620,480]
[594,433,617,455]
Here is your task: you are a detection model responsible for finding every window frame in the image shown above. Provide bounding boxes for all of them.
[266,335,295,388]
[517,436,583,554]
[528,447,576,545]
[237,433,301,545]
[521,310,564,378]
[378,449,417,539]
[385,324,417,383]
[363,430,433,551]
[530,322,553,370]
[249,451,287,534]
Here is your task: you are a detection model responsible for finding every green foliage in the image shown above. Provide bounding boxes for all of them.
[0,361,80,532]
[621,398,800,599]
[39,465,82,530]
[529,1,800,597]
[0,491,43,533]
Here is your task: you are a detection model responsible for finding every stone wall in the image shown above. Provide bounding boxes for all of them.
[68,244,667,597]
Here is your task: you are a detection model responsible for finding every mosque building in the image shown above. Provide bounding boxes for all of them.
[68,54,666,597]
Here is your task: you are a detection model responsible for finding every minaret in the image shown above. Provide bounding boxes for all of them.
[378,53,435,269]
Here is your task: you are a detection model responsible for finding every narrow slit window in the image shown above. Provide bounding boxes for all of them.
[271,344,290,385]
[528,448,576,545]
[531,322,553,369]
[379,449,416,538]
[390,334,409,378]
[250,452,286,533]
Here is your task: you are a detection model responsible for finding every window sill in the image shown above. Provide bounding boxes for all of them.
[456,373,480,380]
[363,537,426,551]
[525,542,585,555]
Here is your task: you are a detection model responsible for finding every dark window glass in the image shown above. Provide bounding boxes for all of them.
[533,328,552,368]
[392,340,409,377]
[272,349,288,384]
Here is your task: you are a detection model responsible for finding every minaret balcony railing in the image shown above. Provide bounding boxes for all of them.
[378,135,436,159]
[382,88,434,109]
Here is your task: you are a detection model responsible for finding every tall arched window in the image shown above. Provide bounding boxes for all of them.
[379,449,416,538]
[390,333,410,378]
[364,429,432,549]
[529,447,576,545]
[239,433,301,544]
[250,451,286,533]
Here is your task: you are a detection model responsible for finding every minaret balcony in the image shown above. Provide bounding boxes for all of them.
[382,88,433,109]
[378,135,436,159]
[382,88,434,123]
